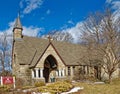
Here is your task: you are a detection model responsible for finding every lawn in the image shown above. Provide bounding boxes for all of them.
[1,78,120,94]
[74,78,120,94]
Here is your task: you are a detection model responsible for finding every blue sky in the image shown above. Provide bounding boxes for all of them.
[0,0,119,38]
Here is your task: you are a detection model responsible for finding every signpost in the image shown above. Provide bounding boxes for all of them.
[1,76,15,88]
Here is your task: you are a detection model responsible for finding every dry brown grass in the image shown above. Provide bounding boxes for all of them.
[74,78,120,94]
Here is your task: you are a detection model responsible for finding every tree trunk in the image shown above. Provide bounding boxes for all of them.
[108,74,112,84]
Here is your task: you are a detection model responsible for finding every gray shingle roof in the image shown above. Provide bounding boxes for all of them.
[14,36,87,68]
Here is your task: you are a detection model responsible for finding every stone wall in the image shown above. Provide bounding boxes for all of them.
[36,45,65,69]
[12,50,32,85]
[15,65,32,86]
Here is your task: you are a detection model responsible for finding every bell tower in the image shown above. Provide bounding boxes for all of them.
[13,13,23,40]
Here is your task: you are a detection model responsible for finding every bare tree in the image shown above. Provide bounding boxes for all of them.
[0,33,12,76]
[42,30,73,43]
[81,9,120,83]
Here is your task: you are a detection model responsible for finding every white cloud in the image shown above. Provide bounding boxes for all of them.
[112,1,120,20]
[19,0,24,8]
[62,22,84,43]
[106,0,112,3]
[46,9,51,15]
[60,0,120,43]
[107,0,120,10]
[0,20,42,37]
[112,1,120,9]
[23,26,42,37]
[20,0,43,14]
[68,20,74,25]
[0,20,14,35]
[106,0,120,21]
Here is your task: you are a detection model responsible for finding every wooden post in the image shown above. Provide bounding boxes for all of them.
[13,76,16,89]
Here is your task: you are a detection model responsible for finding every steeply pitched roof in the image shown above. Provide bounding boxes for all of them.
[52,40,86,66]
[13,14,23,30]
[14,36,87,67]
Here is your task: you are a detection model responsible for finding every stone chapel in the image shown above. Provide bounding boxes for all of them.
[12,15,119,85]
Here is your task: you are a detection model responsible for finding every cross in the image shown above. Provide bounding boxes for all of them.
[48,35,52,42]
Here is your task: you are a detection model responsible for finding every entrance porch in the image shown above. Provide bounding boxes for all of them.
[31,55,66,83]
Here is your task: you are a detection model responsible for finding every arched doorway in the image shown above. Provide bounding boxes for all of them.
[43,55,58,83]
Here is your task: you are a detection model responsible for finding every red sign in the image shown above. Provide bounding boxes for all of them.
[2,77,14,84]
